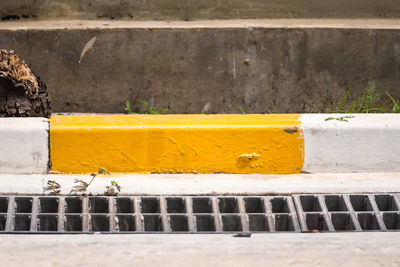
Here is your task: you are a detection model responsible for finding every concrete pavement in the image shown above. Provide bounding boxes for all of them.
[2,173,400,195]
[0,232,399,266]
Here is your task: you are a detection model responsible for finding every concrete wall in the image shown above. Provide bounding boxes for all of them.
[1,21,400,113]
[1,0,400,20]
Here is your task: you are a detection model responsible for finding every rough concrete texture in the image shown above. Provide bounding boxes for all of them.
[0,233,399,267]
[3,173,400,195]
[1,0,400,20]
[1,20,400,113]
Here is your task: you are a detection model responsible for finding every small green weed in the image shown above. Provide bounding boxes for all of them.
[325,115,355,122]
[124,100,135,114]
[266,107,277,114]
[337,83,383,113]
[334,82,400,113]
[104,181,121,196]
[239,105,277,114]
[43,180,61,195]
[238,105,247,114]
[68,168,110,195]
[43,168,118,196]
[386,92,400,113]
[125,99,169,114]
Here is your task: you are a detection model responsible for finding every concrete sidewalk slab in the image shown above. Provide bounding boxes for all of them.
[2,173,400,195]
[0,233,399,267]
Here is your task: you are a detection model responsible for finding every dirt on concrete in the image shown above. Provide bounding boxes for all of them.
[0,50,51,117]
[1,0,400,20]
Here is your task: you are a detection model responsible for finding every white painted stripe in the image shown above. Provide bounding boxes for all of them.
[0,118,49,174]
[301,114,400,173]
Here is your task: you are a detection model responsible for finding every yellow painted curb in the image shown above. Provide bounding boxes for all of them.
[50,114,304,174]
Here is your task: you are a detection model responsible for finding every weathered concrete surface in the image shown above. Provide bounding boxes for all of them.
[2,173,400,195]
[0,233,399,267]
[1,0,400,20]
[1,19,400,113]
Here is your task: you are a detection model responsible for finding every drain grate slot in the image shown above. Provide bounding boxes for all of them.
[222,215,242,231]
[0,194,399,233]
[248,215,268,231]
[195,215,215,232]
[90,215,109,232]
[192,198,212,213]
[0,214,6,231]
[14,215,31,231]
[65,197,82,213]
[218,198,238,213]
[15,197,32,213]
[375,195,398,211]
[349,195,373,212]
[330,213,356,231]
[357,212,380,230]
[274,214,295,231]
[65,215,82,231]
[143,215,163,232]
[382,213,400,230]
[39,198,59,213]
[0,198,8,213]
[89,198,109,213]
[38,215,58,231]
[116,198,134,213]
[141,197,160,213]
[244,198,264,213]
[116,215,135,231]
[169,215,188,231]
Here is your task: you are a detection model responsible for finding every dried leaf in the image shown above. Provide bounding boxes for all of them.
[78,36,96,64]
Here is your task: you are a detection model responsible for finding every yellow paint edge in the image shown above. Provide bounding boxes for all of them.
[50,114,304,174]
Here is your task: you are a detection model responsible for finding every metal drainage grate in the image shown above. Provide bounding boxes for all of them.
[0,194,399,233]
[0,196,299,233]
[294,194,400,232]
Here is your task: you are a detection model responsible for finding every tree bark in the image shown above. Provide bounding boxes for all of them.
[0,50,51,117]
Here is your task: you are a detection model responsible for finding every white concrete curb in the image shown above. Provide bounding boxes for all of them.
[301,114,400,173]
[0,118,49,174]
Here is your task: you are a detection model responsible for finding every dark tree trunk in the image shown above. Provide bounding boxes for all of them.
[0,50,51,117]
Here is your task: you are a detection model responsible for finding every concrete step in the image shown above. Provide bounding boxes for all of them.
[1,19,400,114]
[1,0,400,21]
